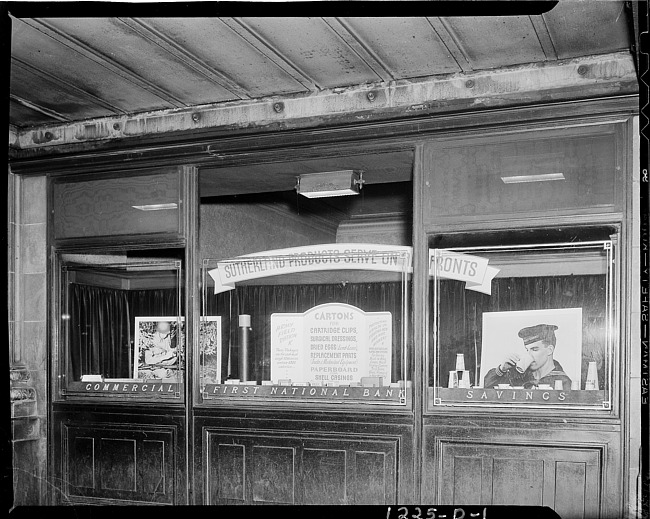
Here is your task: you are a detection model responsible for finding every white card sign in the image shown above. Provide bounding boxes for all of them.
[270,303,392,384]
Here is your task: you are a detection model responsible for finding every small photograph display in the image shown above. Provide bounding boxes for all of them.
[270,302,392,385]
[199,316,223,384]
[134,317,183,380]
[479,308,582,390]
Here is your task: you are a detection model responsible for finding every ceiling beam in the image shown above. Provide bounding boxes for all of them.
[122,18,252,100]
[24,17,186,108]
[220,18,319,91]
[425,17,473,73]
[530,14,559,61]
[9,52,638,152]
[323,17,395,82]
[10,94,71,123]
[11,57,129,115]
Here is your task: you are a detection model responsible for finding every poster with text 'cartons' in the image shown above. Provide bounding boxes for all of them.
[270,303,392,385]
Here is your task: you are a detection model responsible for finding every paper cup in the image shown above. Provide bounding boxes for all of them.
[554,380,563,390]
[448,371,459,388]
[585,361,599,390]
[455,354,466,372]
[515,354,533,374]
[459,370,471,388]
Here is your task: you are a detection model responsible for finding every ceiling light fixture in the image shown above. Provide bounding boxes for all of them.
[296,170,365,198]
[500,173,566,184]
[132,203,178,211]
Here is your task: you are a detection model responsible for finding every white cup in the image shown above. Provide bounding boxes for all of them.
[455,354,466,372]
[448,370,459,388]
[585,361,599,390]
[515,353,534,373]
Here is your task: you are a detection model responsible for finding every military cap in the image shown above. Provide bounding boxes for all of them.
[518,324,558,346]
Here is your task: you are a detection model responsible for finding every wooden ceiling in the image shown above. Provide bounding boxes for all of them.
[7,6,637,221]
[9,6,633,129]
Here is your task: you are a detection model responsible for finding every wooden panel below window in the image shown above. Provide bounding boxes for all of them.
[354,451,388,504]
[69,436,95,489]
[99,438,137,491]
[139,440,166,495]
[204,429,398,505]
[252,446,296,504]
[303,448,347,505]
[62,422,177,504]
[214,443,245,501]
[432,439,602,519]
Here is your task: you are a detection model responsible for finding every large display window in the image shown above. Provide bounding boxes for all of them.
[428,232,617,411]
[200,244,412,407]
[56,252,184,400]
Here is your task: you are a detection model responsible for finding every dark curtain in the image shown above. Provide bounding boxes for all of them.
[205,282,405,382]
[68,284,179,380]
[434,275,607,388]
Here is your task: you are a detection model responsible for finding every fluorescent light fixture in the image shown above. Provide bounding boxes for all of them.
[501,173,565,184]
[132,203,178,211]
[296,170,364,198]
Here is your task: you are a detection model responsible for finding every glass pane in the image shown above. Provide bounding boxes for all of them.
[59,253,183,399]
[428,239,614,410]
[201,247,411,407]
[424,127,619,222]
[53,171,182,239]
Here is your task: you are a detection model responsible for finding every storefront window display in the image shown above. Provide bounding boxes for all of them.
[200,244,412,407]
[57,253,184,400]
[428,235,616,410]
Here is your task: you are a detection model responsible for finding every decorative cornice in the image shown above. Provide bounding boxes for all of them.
[9,95,638,177]
[8,124,19,149]
[10,387,36,402]
[10,368,31,383]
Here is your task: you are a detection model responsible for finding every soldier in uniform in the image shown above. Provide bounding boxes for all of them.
[483,323,572,390]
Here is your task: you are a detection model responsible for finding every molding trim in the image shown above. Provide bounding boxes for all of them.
[9,96,638,176]
[10,387,36,402]
[10,368,31,383]
[9,52,637,153]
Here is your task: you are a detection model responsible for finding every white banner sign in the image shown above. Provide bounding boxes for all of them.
[208,243,411,294]
[270,303,392,385]
[207,244,498,295]
[429,250,500,295]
